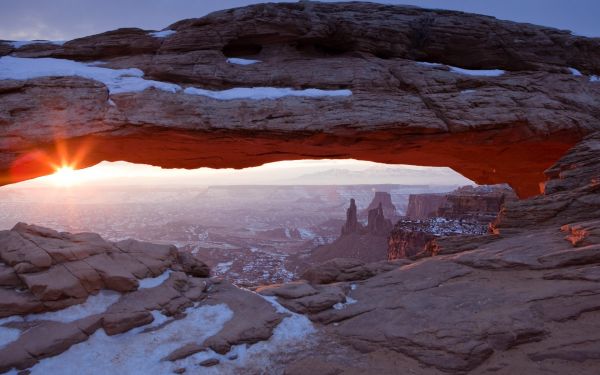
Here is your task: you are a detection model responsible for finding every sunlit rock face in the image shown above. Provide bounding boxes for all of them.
[1,2,600,195]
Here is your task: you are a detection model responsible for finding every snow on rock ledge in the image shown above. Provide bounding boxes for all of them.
[149,30,176,38]
[226,57,261,65]
[0,56,352,99]
[26,304,233,375]
[184,86,352,100]
[0,56,181,94]
[417,61,505,76]
[9,40,65,48]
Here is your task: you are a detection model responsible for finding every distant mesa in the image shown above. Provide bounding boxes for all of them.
[388,185,517,259]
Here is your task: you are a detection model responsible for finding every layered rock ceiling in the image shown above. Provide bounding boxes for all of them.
[1,1,600,196]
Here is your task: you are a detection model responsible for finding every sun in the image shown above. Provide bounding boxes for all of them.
[51,166,78,187]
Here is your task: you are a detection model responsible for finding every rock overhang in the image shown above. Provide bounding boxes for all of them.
[1,1,599,198]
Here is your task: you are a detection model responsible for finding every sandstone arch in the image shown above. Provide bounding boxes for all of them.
[1,2,599,198]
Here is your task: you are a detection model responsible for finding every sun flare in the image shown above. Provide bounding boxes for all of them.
[51,166,78,187]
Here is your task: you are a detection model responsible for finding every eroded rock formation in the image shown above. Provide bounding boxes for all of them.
[405,193,447,219]
[388,185,515,259]
[366,202,393,235]
[439,185,517,223]
[359,191,398,222]
[340,198,359,235]
[1,2,599,196]
[309,195,395,264]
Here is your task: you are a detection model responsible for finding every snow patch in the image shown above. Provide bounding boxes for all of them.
[184,86,352,100]
[460,89,476,94]
[178,294,319,373]
[416,61,441,67]
[227,58,260,65]
[297,228,315,240]
[0,326,20,349]
[215,261,233,274]
[591,75,600,82]
[28,304,233,375]
[0,291,119,325]
[261,295,293,314]
[449,66,504,77]
[333,296,357,310]
[150,30,176,38]
[9,40,65,48]
[182,310,317,374]
[138,270,171,289]
[417,61,505,77]
[568,67,583,76]
[108,99,116,107]
[0,56,182,94]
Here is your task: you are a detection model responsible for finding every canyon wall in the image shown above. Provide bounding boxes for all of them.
[405,193,447,219]
[388,185,515,259]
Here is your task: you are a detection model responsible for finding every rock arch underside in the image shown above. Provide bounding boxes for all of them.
[1,2,600,374]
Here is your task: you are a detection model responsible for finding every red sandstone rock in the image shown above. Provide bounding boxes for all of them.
[360,191,398,222]
[0,3,599,374]
[1,3,599,196]
[176,251,210,278]
[405,193,447,219]
[340,198,360,235]
[102,310,154,336]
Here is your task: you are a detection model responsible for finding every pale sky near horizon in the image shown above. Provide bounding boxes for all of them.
[0,0,592,186]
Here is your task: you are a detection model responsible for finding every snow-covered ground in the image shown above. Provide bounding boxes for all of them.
[0,291,119,326]
[22,304,233,375]
[0,291,120,351]
[3,293,318,374]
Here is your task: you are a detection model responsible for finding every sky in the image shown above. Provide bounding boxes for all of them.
[0,0,594,187]
[11,160,473,188]
[0,0,598,41]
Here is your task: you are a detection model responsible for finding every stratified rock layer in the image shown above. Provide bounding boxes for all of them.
[1,2,599,196]
[389,185,517,259]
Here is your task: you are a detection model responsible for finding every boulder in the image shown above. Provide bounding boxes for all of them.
[176,251,210,278]
[102,311,154,336]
